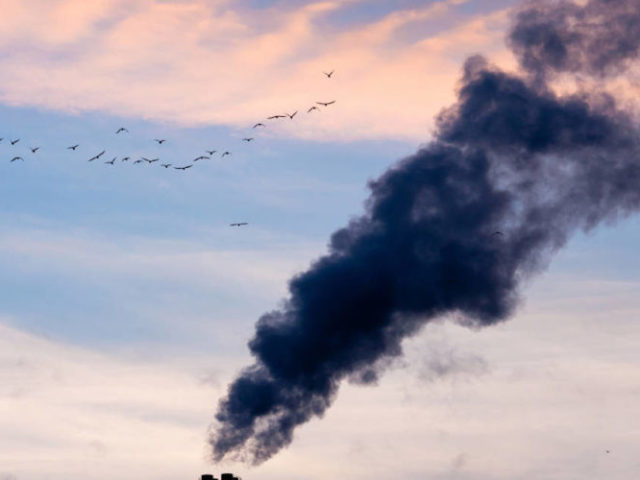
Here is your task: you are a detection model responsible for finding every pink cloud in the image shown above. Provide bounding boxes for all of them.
[0,0,514,141]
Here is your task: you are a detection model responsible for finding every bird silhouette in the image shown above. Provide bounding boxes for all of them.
[307,106,319,113]
[121,156,131,162]
[30,147,40,153]
[161,163,172,168]
[252,123,265,128]
[242,138,254,142]
[10,139,20,145]
[154,139,166,144]
[287,111,298,119]
[0,138,3,143]
[206,150,217,155]
[268,114,286,120]
[88,150,106,162]
[230,222,248,227]
[143,157,159,164]
[67,144,79,150]
[492,231,504,236]
[10,156,23,162]
[317,100,336,107]
[193,156,209,162]
[323,70,334,78]
[221,151,231,157]
[133,159,144,164]
[116,127,128,134]
[105,157,116,165]
[174,165,193,170]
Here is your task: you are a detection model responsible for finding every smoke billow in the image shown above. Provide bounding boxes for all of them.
[210,0,640,464]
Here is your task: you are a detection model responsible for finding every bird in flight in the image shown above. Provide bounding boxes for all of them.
[307,106,319,113]
[10,139,20,145]
[174,165,193,170]
[0,138,3,143]
[105,157,116,165]
[268,114,287,120]
[193,155,209,162]
[88,150,106,162]
[252,123,265,128]
[221,151,231,157]
[317,100,336,107]
[143,157,159,164]
[492,231,504,236]
[10,156,23,162]
[67,144,79,150]
[121,156,131,162]
[161,163,172,168]
[154,139,166,144]
[116,127,128,134]
[287,111,298,119]
[323,70,334,78]
[242,137,254,142]
[30,147,40,153]
[206,150,217,155]
[230,222,248,227]
[133,159,144,164]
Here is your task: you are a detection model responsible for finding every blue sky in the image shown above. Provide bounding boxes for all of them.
[1,1,639,479]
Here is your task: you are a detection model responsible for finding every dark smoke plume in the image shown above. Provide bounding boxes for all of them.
[210,0,640,464]
[509,0,640,79]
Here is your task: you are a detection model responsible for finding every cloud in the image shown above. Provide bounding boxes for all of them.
[0,0,513,141]
[0,319,224,480]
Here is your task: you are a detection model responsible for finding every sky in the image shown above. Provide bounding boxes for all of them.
[1,0,639,479]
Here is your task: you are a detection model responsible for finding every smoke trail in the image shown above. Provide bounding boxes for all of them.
[509,0,640,79]
[210,0,640,464]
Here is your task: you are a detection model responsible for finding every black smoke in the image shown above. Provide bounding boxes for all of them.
[509,0,640,79]
[210,0,640,464]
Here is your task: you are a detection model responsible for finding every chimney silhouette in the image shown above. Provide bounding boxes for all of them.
[202,473,238,480]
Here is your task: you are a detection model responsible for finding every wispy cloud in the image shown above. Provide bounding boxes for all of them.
[0,0,513,141]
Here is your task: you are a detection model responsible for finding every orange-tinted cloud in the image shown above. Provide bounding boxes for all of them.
[0,0,514,141]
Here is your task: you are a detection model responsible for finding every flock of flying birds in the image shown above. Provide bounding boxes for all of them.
[2,70,337,227]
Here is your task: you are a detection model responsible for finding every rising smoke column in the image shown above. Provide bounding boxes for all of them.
[210,0,640,464]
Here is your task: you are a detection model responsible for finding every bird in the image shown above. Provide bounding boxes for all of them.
[174,165,193,170]
[287,111,298,119]
[10,139,20,145]
[252,123,265,128]
[143,157,159,164]
[492,231,504,236]
[206,150,217,155]
[242,137,254,142]
[0,138,3,143]
[133,159,144,164]
[105,157,116,165]
[10,156,23,162]
[221,151,231,157]
[161,163,172,168]
[307,106,319,113]
[67,144,79,150]
[116,127,128,134]
[121,156,131,162]
[230,222,248,227]
[323,70,334,78]
[154,139,166,144]
[317,100,336,107]
[267,114,286,120]
[30,147,40,153]
[193,155,209,162]
[88,150,106,161]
